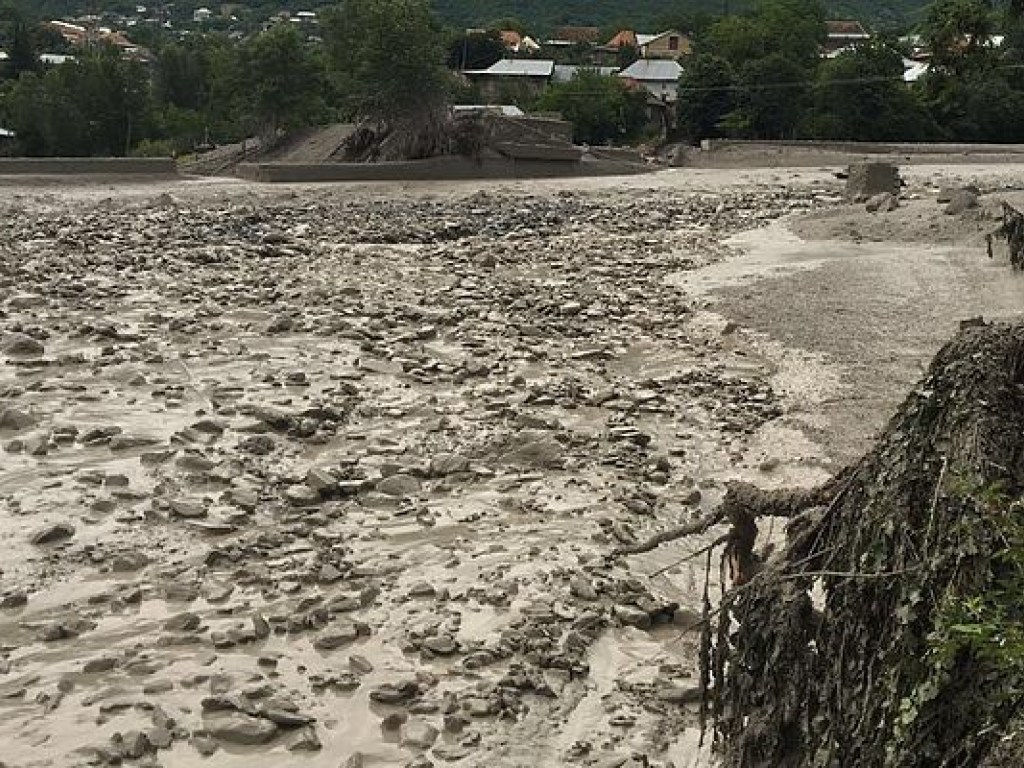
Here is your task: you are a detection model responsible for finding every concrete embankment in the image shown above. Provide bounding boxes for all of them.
[235,154,651,183]
[0,157,178,177]
[678,140,1024,168]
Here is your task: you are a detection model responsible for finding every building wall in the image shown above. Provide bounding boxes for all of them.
[473,75,550,103]
[644,34,691,59]
[639,81,678,102]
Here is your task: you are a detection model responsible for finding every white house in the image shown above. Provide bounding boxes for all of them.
[193,7,212,23]
[618,59,684,103]
[552,64,618,83]
[40,53,75,65]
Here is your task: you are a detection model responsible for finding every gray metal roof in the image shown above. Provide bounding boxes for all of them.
[618,59,683,82]
[465,59,555,77]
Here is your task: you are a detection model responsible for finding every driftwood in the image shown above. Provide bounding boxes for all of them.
[986,201,1024,270]
[703,321,1024,768]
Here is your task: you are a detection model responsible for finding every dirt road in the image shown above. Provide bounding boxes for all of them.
[0,164,1020,768]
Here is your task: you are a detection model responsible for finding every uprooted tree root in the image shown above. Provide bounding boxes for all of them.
[987,202,1024,270]
[338,112,487,163]
[659,322,1024,767]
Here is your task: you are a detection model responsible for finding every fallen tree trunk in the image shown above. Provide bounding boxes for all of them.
[705,321,1024,768]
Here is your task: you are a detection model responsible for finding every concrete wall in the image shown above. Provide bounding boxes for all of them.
[236,155,649,183]
[0,157,178,175]
[698,139,1024,156]
[487,115,574,145]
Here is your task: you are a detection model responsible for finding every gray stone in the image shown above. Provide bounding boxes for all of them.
[147,726,173,749]
[117,730,151,759]
[400,718,439,750]
[305,467,338,494]
[944,188,979,215]
[284,484,321,506]
[612,604,652,630]
[29,522,75,545]
[655,683,702,704]
[349,654,374,674]
[203,711,279,745]
[421,635,458,655]
[286,726,322,751]
[0,408,35,431]
[845,162,900,201]
[169,499,206,518]
[83,656,117,673]
[377,474,422,497]
[2,333,44,357]
[569,576,598,601]
[313,624,359,650]
[865,192,899,213]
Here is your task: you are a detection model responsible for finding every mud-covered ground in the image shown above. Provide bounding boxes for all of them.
[0,166,1021,768]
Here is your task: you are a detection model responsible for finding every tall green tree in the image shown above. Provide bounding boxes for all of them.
[322,0,452,126]
[155,41,206,111]
[0,4,37,80]
[239,23,327,140]
[725,53,810,138]
[806,40,939,140]
[677,52,737,139]
[921,0,995,73]
[446,29,504,70]
[536,69,650,144]
[5,46,154,155]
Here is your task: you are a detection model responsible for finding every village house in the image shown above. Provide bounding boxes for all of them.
[499,30,541,55]
[543,25,601,50]
[603,29,691,60]
[463,58,555,100]
[617,58,684,102]
[823,20,871,55]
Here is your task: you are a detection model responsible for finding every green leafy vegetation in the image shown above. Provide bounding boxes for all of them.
[536,69,651,144]
[3,0,1024,156]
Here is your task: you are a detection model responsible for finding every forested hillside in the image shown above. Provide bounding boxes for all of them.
[9,0,930,32]
[431,0,923,30]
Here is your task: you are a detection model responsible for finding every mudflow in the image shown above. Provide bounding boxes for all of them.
[1,165,1023,768]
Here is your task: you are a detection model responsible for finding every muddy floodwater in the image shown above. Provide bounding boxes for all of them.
[1,166,1022,768]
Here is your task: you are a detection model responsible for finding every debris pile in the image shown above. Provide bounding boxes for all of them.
[705,321,1024,768]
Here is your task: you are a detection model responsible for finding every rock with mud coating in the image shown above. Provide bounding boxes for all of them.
[400,718,439,750]
[612,604,652,630]
[202,711,279,745]
[376,474,422,497]
[284,484,321,506]
[370,680,420,705]
[0,408,35,430]
[569,576,598,601]
[29,522,75,545]
[286,726,322,751]
[2,333,44,357]
[313,624,359,650]
[497,430,564,469]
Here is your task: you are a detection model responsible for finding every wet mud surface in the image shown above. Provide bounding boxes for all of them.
[4,165,1020,768]
[0,177,836,768]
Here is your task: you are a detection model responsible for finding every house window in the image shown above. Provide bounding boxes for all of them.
[669,36,679,50]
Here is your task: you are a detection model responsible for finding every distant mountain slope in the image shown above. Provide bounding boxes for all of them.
[430,0,927,31]
[9,0,928,34]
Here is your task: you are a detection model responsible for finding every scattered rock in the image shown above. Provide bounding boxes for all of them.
[202,711,279,745]
[29,522,75,545]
